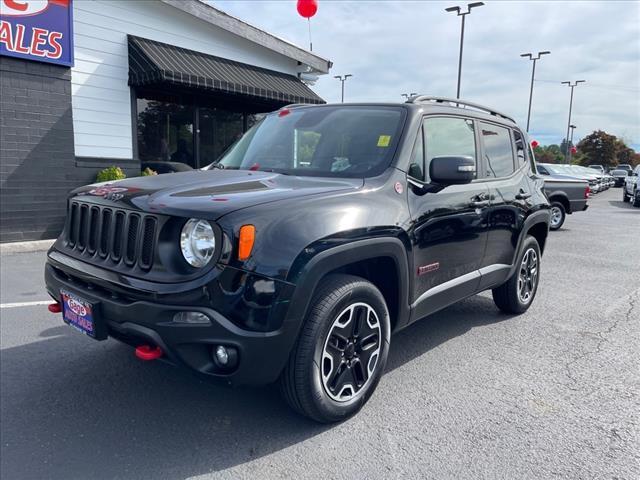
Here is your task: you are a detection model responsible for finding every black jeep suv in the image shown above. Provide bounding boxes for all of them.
[45,96,550,422]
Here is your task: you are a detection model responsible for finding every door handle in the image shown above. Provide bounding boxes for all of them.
[516,192,531,200]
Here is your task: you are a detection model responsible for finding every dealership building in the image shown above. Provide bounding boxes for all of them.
[0,0,330,242]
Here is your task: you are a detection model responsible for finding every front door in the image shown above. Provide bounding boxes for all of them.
[407,116,489,322]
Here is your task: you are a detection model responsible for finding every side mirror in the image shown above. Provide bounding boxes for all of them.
[430,156,476,185]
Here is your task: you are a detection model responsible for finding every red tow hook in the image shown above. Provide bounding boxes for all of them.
[48,303,62,313]
[135,345,163,361]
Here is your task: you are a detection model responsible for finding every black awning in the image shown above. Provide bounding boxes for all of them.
[127,35,324,105]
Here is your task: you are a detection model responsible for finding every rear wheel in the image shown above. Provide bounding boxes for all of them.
[492,236,541,314]
[279,274,390,423]
[549,202,566,230]
[633,189,640,207]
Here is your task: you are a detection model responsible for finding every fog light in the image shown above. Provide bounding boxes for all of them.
[215,346,229,365]
[172,312,211,325]
[212,345,238,369]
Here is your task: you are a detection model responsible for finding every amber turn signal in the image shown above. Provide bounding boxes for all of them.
[238,225,256,260]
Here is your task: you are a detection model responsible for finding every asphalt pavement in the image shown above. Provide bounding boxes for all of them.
[1,187,639,480]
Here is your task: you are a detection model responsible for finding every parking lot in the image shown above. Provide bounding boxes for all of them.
[1,187,638,480]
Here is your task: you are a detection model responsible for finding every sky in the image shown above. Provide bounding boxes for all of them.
[212,0,640,150]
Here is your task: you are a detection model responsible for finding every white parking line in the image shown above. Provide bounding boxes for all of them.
[0,300,52,309]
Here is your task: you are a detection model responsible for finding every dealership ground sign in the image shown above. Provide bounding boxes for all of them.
[0,0,73,66]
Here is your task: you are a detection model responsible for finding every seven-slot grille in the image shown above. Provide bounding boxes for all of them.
[66,200,158,270]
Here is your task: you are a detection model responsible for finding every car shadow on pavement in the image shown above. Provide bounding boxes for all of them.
[608,200,638,210]
[0,295,510,480]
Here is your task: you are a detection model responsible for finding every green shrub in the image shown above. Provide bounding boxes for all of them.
[141,167,158,176]
[96,166,126,183]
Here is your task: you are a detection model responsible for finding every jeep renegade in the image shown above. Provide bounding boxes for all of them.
[45,96,550,423]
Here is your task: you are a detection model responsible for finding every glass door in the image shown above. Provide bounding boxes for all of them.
[137,98,195,168]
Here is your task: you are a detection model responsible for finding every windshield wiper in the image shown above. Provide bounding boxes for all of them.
[258,168,291,175]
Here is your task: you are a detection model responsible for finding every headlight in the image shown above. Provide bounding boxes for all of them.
[180,219,215,267]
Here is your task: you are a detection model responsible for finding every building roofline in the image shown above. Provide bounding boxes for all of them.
[159,0,332,74]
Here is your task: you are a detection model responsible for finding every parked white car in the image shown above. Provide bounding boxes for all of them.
[622,165,640,207]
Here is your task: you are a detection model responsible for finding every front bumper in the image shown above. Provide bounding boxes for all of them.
[45,252,302,386]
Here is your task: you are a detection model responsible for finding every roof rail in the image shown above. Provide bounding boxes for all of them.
[406,95,516,124]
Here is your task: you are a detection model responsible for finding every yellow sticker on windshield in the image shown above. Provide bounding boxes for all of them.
[377,135,391,147]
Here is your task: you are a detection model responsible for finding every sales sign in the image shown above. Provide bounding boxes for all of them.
[0,0,73,67]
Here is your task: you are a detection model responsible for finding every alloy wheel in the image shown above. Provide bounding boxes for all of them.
[518,248,538,304]
[321,302,381,402]
[550,206,563,228]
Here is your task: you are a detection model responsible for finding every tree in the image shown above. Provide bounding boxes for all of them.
[615,141,635,165]
[576,130,619,167]
[533,144,564,163]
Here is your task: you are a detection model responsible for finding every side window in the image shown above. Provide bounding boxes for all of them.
[423,117,476,182]
[408,126,425,181]
[513,130,527,167]
[480,122,515,178]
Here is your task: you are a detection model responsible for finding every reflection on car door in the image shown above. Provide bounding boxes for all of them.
[478,124,534,289]
[407,116,490,323]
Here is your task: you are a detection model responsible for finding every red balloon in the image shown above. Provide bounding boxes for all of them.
[297,0,318,18]
[531,140,539,149]
[570,146,577,154]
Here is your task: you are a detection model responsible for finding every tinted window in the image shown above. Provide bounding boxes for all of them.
[423,117,476,182]
[213,106,405,178]
[480,122,515,178]
[408,127,425,181]
[513,130,527,167]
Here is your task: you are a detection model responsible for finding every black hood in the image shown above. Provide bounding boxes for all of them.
[71,170,363,219]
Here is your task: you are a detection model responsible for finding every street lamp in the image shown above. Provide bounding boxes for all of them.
[520,50,551,132]
[445,2,484,99]
[562,80,586,161]
[568,124,577,161]
[334,74,353,103]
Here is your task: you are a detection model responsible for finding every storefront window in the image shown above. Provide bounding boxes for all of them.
[199,108,244,164]
[136,91,272,170]
[137,99,195,167]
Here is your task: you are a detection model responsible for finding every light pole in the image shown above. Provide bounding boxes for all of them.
[520,50,551,132]
[562,80,585,161]
[445,2,484,99]
[568,124,577,162]
[334,74,353,103]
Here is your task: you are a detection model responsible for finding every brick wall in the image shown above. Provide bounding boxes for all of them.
[0,57,140,243]
[0,57,76,242]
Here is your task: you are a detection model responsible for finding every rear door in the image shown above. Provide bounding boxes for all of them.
[407,116,490,322]
[478,123,534,288]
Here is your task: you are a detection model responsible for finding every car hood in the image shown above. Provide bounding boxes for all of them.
[70,170,363,219]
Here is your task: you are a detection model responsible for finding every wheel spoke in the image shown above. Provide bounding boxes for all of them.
[351,358,366,387]
[329,362,351,393]
[351,305,366,337]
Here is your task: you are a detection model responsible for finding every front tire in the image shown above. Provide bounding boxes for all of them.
[633,190,640,207]
[492,236,541,314]
[549,202,566,230]
[280,274,390,423]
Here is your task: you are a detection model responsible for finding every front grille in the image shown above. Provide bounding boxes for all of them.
[65,200,158,271]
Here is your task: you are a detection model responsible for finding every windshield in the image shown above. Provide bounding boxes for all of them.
[206,106,406,178]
